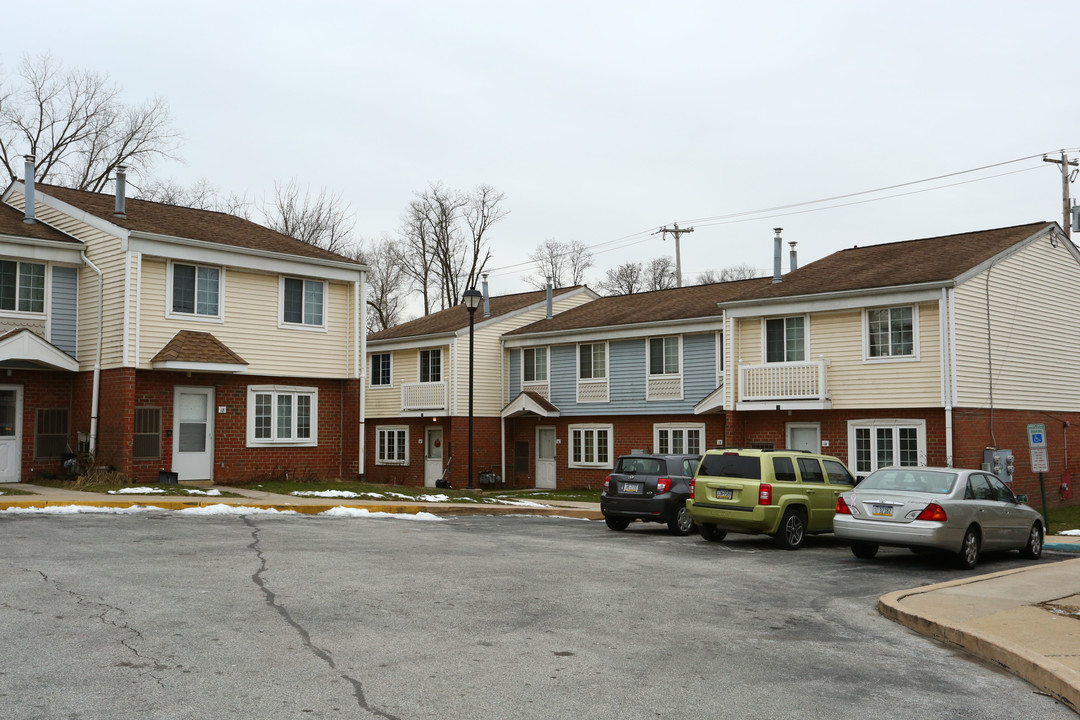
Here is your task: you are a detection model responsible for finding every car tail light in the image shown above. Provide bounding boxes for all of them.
[690,478,696,497]
[758,483,772,505]
[835,496,851,514]
[656,478,672,494]
[915,503,948,522]
[603,476,610,493]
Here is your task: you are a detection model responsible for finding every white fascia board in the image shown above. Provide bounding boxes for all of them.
[503,317,724,349]
[366,333,456,354]
[0,330,79,371]
[721,284,948,318]
[128,232,366,281]
[0,235,85,264]
[151,360,249,373]
[25,185,132,242]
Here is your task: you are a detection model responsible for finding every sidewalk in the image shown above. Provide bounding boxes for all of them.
[2,483,1078,711]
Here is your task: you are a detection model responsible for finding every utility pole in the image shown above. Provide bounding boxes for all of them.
[1043,152,1078,239]
[655,223,694,287]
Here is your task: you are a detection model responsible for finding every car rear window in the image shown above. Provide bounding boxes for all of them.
[858,469,957,494]
[699,454,761,480]
[615,457,663,474]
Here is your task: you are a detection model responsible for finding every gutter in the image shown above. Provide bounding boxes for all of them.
[81,252,103,457]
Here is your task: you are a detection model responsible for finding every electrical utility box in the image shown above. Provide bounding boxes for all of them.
[982,449,1015,483]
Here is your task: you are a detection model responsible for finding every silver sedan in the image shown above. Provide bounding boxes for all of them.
[833,467,1045,569]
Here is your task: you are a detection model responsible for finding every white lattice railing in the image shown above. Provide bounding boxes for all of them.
[402,382,447,411]
[577,380,609,403]
[738,359,830,402]
[647,375,682,400]
[522,381,550,400]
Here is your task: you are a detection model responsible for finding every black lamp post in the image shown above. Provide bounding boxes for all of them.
[462,288,483,489]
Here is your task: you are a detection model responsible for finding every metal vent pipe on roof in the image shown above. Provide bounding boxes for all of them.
[789,240,798,272]
[482,273,491,318]
[114,166,127,218]
[772,228,783,283]
[23,155,35,223]
[546,277,553,319]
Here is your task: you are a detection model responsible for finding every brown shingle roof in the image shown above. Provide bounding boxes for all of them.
[506,278,773,336]
[151,330,247,365]
[36,183,359,265]
[368,286,590,342]
[734,221,1056,303]
[0,202,81,244]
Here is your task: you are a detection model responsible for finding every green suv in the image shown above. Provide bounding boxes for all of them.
[686,448,857,549]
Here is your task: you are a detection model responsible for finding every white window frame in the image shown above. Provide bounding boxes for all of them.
[0,258,47,317]
[654,423,704,455]
[419,348,442,383]
[376,425,410,465]
[246,385,318,447]
[846,418,927,476]
[166,260,224,322]
[523,347,549,383]
[647,336,682,376]
[370,353,393,387]
[863,305,919,363]
[577,342,608,380]
[762,315,808,363]
[568,423,613,469]
[278,276,327,331]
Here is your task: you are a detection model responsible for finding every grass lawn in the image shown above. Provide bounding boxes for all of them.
[1047,503,1080,535]
[234,479,601,505]
[0,486,35,496]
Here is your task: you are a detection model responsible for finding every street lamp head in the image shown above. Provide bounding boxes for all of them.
[462,288,483,313]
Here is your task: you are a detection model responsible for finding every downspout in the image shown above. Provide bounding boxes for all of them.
[500,336,506,485]
[82,252,104,456]
[940,288,954,467]
[358,273,367,477]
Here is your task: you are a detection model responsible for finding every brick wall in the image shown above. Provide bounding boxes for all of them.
[6,370,75,480]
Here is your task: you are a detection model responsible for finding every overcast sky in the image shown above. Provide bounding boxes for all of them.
[5,0,1078,300]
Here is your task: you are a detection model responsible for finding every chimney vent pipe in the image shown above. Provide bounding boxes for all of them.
[482,273,491,318]
[545,277,553,319]
[114,166,128,218]
[772,228,783,283]
[23,155,35,223]
[788,240,798,272]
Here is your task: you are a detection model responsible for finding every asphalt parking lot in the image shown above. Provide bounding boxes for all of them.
[2,511,1075,720]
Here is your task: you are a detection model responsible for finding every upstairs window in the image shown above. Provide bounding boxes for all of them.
[282,277,325,327]
[579,343,607,380]
[171,263,220,318]
[765,317,805,362]
[523,347,548,382]
[371,353,392,386]
[420,349,442,383]
[0,260,45,313]
[867,306,915,358]
[649,337,680,375]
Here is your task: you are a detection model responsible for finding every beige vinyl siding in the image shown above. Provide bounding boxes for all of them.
[810,304,940,408]
[365,347,424,418]
[138,258,352,378]
[455,322,503,416]
[953,236,1080,411]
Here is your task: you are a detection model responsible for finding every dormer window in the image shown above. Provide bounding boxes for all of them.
[0,260,44,313]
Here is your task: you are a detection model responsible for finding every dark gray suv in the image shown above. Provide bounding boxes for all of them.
[601,454,702,535]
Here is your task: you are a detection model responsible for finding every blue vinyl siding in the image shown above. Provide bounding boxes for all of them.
[509,348,521,396]
[533,332,718,416]
[49,266,78,357]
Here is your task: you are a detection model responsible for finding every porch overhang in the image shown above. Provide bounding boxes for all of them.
[0,329,79,371]
[151,330,249,373]
[693,384,725,415]
[502,390,561,418]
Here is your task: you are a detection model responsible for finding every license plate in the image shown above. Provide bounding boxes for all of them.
[872,504,893,516]
[716,488,733,500]
[622,483,642,494]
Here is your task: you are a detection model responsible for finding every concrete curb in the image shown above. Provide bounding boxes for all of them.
[879,564,1080,713]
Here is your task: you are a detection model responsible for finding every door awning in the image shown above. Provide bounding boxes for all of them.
[694,383,725,414]
[502,390,560,418]
[0,328,79,371]
[151,330,249,373]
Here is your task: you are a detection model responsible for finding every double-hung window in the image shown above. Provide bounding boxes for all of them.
[171,263,221,318]
[655,423,703,455]
[247,386,318,447]
[765,317,805,362]
[281,277,325,328]
[523,347,548,382]
[371,353,392,386]
[0,260,45,313]
[848,419,926,476]
[579,343,606,379]
[649,337,679,375]
[376,426,409,465]
[569,424,612,468]
[420,349,442,383]
[867,306,915,359]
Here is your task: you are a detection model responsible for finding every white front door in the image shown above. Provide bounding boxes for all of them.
[787,423,821,453]
[536,426,556,489]
[0,386,23,483]
[172,387,214,482]
[424,426,444,487]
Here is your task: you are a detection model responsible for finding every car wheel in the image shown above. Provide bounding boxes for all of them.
[850,541,879,559]
[955,527,981,569]
[699,523,727,542]
[775,507,807,550]
[1020,522,1044,559]
[605,517,631,531]
[668,505,697,536]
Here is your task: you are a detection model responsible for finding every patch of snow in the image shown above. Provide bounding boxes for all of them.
[319,507,444,521]
[413,494,451,502]
[185,488,222,496]
[2,504,153,514]
[108,486,166,494]
[482,498,550,507]
[1059,529,1080,536]
[176,504,298,515]
[291,489,362,498]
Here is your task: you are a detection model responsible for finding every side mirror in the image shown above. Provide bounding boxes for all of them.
[1015,494,1028,504]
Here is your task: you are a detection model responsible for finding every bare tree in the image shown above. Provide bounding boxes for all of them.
[138,177,222,210]
[398,197,438,315]
[696,263,762,284]
[348,236,408,332]
[645,256,678,291]
[262,178,355,254]
[525,238,594,289]
[0,53,181,191]
[460,184,504,292]
[597,262,645,296]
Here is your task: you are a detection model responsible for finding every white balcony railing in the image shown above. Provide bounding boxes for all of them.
[738,358,830,403]
[402,382,447,412]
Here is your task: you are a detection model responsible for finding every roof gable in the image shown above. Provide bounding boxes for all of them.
[0,202,81,245]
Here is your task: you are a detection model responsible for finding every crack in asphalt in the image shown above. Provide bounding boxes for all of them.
[242,516,400,720]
